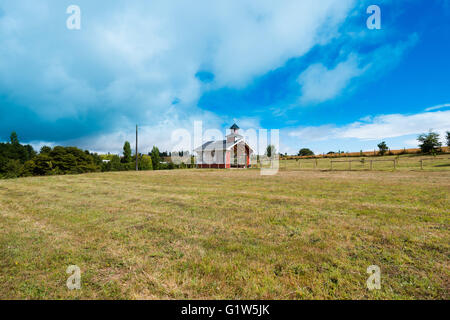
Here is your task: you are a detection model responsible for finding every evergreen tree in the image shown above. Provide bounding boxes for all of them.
[150,146,160,170]
[266,145,276,158]
[10,132,19,145]
[122,141,132,163]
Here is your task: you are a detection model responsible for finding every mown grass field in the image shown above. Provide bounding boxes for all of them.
[0,168,449,299]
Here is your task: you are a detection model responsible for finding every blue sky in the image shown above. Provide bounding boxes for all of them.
[0,0,449,154]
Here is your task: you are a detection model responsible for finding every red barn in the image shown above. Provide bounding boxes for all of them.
[194,124,253,168]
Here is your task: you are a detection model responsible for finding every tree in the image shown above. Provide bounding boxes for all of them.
[298,148,314,156]
[2,159,22,178]
[139,154,153,170]
[108,155,122,171]
[377,141,388,156]
[150,146,161,170]
[0,133,35,165]
[21,160,36,177]
[446,131,450,147]
[417,131,442,154]
[33,154,53,175]
[40,146,52,154]
[10,132,19,145]
[122,141,132,163]
[266,145,276,158]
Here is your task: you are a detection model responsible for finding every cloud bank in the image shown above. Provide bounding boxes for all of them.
[288,110,450,146]
[0,0,357,152]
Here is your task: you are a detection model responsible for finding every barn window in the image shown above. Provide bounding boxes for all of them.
[211,150,215,158]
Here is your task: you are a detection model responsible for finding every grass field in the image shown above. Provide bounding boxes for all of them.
[273,154,450,172]
[0,169,449,299]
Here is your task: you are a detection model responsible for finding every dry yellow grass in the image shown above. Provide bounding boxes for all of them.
[0,169,449,299]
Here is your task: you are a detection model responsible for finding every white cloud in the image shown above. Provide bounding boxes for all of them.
[425,103,450,112]
[28,141,56,152]
[65,110,225,154]
[289,110,450,141]
[297,55,364,104]
[404,139,419,148]
[296,33,419,105]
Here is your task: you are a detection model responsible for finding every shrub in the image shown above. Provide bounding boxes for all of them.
[139,154,153,170]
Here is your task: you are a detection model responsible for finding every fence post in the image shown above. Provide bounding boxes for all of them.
[315,159,318,169]
[420,160,423,170]
[349,161,351,171]
[370,160,373,171]
[393,160,396,170]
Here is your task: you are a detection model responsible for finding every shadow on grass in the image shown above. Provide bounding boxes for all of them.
[433,163,450,167]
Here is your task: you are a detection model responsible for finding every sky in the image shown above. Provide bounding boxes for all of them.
[0,0,449,155]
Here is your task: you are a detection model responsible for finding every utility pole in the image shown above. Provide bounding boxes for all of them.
[135,124,138,171]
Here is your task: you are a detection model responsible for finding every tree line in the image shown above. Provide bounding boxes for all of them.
[2,130,448,178]
[0,133,189,179]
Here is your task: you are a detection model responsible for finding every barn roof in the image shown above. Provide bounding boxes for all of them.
[230,123,239,130]
[194,138,253,152]
[194,140,228,151]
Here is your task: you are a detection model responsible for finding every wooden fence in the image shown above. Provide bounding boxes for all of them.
[275,157,450,171]
[330,159,396,170]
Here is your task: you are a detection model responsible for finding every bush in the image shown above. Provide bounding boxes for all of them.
[138,154,153,170]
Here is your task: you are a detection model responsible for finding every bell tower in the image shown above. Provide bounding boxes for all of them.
[227,123,241,143]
